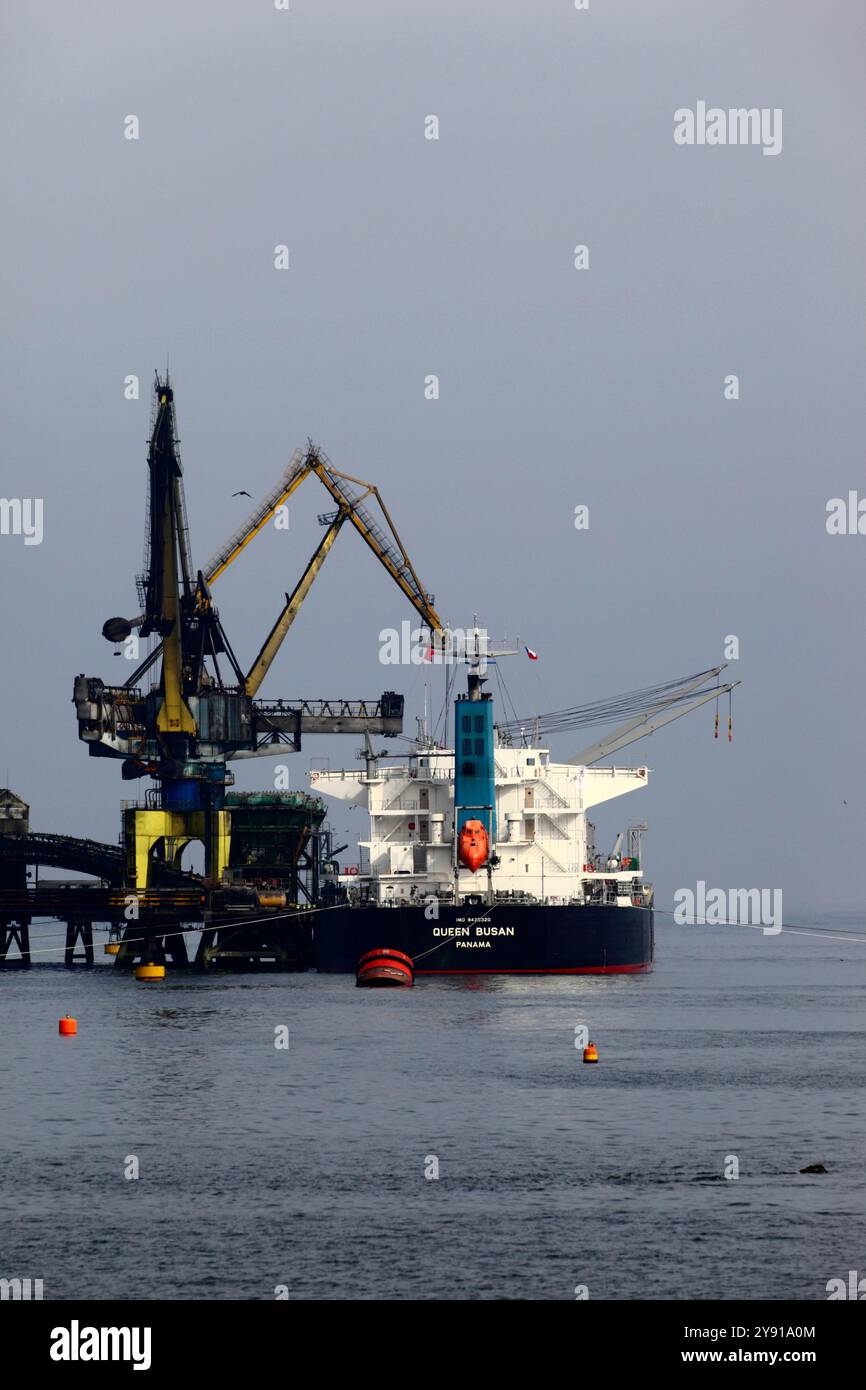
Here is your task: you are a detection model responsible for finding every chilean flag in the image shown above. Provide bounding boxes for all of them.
[525,645,539,661]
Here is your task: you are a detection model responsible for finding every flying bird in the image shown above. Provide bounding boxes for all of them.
[232,490,252,498]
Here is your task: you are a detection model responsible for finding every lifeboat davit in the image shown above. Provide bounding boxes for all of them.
[458,819,488,873]
[355,947,415,988]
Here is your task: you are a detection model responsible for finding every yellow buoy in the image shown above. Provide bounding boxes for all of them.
[583,1042,599,1064]
[135,963,165,981]
[104,942,120,956]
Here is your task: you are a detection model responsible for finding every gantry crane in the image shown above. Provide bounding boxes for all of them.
[73,374,444,886]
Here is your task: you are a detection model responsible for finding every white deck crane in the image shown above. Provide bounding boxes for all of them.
[568,666,740,766]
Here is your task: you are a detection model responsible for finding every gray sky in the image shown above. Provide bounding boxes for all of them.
[1,0,864,909]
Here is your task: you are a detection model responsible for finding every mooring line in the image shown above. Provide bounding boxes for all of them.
[653,908,866,944]
[4,903,350,960]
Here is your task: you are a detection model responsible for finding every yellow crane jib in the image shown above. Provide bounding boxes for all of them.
[104,437,442,716]
[200,442,443,677]
[203,448,312,585]
[244,510,348,698]
[308,451,444,636]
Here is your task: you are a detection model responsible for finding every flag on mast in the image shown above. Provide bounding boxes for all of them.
[525,645,538,661]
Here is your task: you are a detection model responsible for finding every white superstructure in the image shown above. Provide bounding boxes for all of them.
[311,739,652,909]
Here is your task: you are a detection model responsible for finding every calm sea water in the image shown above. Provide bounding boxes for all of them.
[1,914,864,1301]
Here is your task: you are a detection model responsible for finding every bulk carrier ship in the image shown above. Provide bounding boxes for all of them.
[311,633,733,975]
[5,377,736,978]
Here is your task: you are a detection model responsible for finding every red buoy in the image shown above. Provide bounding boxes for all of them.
[458,819,488,873]
[356,947,415,988]
[58,1016,77,1036]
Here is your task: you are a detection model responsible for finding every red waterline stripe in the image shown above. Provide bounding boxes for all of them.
[416,963,652,976]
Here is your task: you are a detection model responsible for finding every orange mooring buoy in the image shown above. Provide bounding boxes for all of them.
[583,1042,599,1064]
[356,947,415,988]
[58,1015,77,1036]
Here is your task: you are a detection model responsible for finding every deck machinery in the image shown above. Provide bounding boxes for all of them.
[67,373,444,967]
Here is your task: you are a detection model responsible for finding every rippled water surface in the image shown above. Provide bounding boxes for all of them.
[1,916,864,1299]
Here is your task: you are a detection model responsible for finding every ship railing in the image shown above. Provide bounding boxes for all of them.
[378,785,421,813]
[375,823,421,846]
[533,817,571,841]
[535,776,571,808]
[494,763,531,781]
[581,879,646,907]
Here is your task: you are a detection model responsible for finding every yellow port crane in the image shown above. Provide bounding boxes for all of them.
[77,376,443,775]
[73,376,444,887]
[203,442,444,698]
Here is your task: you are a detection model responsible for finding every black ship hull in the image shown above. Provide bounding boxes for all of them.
[314,902,653,975]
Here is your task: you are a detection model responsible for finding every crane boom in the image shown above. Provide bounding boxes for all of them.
[109,436,443,703]
[568,675,740,766]
[244,510,347,697]
[201,443,443,634]
[203,447,311,584]
[309,449,443,634]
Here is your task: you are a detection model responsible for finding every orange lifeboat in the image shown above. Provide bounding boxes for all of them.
[356,947,415,988]
[458,819,488,873]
